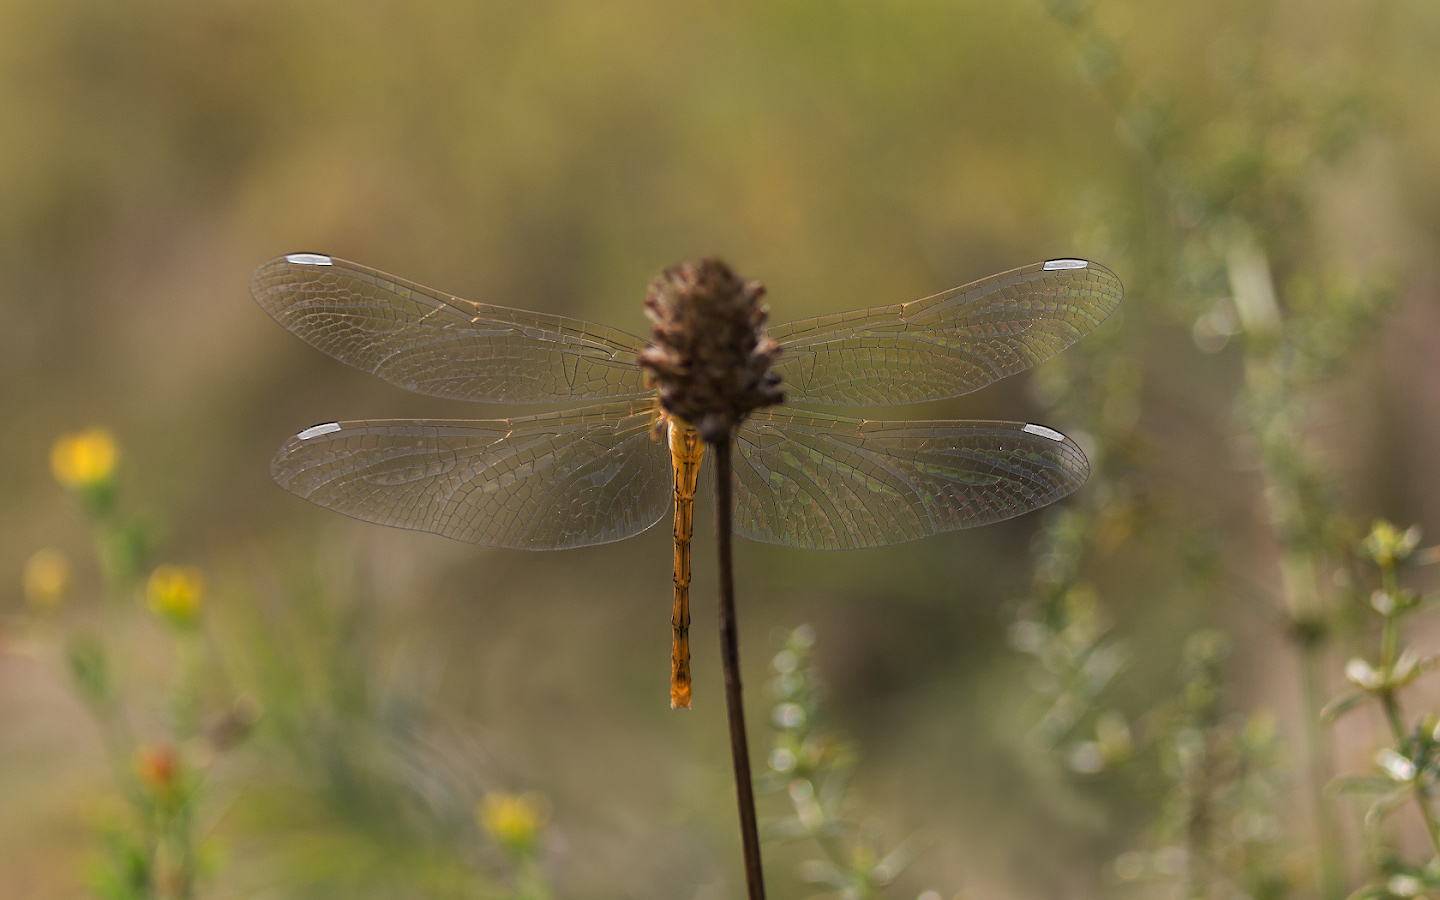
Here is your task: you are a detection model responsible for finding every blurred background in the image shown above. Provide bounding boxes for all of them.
[2,1,1439,898]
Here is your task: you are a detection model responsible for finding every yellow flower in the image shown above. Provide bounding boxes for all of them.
[479,791,548,853]
[50,428,118,489]
[23,548,71,608]
[147,565,205,628]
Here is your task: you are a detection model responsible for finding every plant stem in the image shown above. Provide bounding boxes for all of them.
[712,437,766,900]
[1379,687,1440,857]
[1375,562,1440,859]
[1381,566,1401,668]
[1297,632,1345,900]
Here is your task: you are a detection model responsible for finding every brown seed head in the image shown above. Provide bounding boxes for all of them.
[637,258,785,442]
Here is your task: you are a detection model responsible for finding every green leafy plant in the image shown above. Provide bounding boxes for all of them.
[222,556,560,900]
[760,626,938,900]
[23,429,248,900]
[1015,2,1405,898]
[28,429,564,900]
[1327,522,1440,899]
[1114,632,1295,900]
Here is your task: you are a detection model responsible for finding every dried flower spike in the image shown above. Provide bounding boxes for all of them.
[638,258,785,443]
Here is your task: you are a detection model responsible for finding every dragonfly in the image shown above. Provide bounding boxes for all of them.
[253,252,1122,708]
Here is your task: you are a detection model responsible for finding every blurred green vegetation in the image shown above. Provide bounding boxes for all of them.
[4,1,1440,898]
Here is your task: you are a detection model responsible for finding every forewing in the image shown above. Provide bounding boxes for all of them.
[252,253,651,403]
[271,401,670,550]
[771,259,1122,405]
[733,411,1088,549]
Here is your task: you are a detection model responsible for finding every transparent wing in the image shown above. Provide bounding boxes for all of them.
[271,401,670,550]
[733,411,1088,550]
[252,253,651,403]
[771,259,1122,405]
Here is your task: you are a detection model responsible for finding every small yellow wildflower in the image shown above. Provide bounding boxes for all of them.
[50,428,118,489]
[23,548,71,608]
[147,565,205,628]
[479,791,548,854]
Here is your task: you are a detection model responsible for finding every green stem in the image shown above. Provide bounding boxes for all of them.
[1380,565,1402,667]
[1416,786,1440,863]
[1380,615,1399,671]
[1380,688,1440,858]
[1376,562,1440,860]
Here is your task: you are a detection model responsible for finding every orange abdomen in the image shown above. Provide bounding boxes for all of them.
[668,419,704,709]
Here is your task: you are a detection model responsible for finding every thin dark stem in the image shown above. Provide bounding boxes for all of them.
[712,436,766,900]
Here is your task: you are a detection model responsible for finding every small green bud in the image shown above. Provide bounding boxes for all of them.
[1360,521,1422,568]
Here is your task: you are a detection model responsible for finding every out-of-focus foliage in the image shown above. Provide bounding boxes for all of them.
[1327,522,1440,900]
[760,626,933,900]
[20,430,237,900]
[3,0,1440,898]
[1005,2,1440,899]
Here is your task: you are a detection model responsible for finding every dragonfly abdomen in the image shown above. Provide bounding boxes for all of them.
[668,418,704,709]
